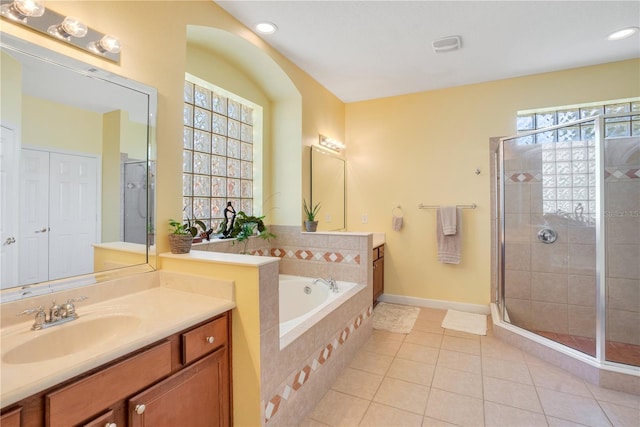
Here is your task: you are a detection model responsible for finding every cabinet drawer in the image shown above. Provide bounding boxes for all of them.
[182,315,228,364]
[46,341,172,426]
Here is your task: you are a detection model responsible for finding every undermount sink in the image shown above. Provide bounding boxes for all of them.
[3,314,142,365]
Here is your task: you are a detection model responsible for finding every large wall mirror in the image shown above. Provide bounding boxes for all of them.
[310,146,345,231]
[0,33,157,302]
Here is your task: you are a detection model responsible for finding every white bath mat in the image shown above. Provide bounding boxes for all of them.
[372,302,420,334]
[441,309,487,336]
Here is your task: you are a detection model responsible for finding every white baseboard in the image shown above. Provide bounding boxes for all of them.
[377,293,490,315]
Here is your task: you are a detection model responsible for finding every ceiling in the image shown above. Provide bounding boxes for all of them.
[215,0,640,103]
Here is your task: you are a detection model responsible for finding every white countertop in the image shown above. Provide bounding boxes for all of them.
[1,287,235,407]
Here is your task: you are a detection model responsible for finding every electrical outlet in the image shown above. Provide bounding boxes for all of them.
[362,213,368,224]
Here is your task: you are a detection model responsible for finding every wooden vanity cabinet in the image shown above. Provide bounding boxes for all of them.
[373,244,384,306]
[0,311,231,427]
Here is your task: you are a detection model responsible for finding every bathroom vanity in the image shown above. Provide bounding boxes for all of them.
[0,311,231,427]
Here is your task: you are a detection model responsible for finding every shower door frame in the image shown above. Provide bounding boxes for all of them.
[495,113,636,369]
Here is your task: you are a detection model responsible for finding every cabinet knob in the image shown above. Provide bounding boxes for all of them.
[205,336,215,344]
[135,404,146,415]
[105,423,117,427]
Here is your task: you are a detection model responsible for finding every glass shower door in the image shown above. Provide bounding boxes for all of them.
[500,118,599,357]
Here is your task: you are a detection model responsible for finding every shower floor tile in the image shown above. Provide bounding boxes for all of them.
[532,330,640,366]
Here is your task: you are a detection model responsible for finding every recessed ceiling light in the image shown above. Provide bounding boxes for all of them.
[255,22,278,35]
[607,27,639,41]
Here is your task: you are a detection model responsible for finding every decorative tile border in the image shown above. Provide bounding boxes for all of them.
[257,247,361,265]
[605,167,640,181]
[263,305,373,424]
[507,168,640,184]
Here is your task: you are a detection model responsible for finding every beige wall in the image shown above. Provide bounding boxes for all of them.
[345,59,640,306]
[22,95,103,154]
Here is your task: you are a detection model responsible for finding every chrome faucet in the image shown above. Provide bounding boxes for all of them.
[18,296,87,331]
[313,277,339,293]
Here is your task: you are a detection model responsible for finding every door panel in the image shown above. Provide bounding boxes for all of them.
[19,149,49,285]
[0,125,19,288]
[49,153,98,280]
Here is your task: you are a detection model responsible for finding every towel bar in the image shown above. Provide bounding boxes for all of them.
[418,203,477,209]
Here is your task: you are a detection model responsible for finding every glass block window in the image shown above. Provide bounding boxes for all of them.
[517,98,639,218]
[517,99,640,139]
[183,78,255,232]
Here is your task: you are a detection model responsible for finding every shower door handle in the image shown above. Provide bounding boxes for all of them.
[537,228,557,244]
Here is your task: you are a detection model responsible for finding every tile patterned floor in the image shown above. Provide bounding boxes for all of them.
[300,307,640,427]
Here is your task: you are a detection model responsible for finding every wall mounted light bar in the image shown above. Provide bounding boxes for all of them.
[318,134,346,153]
[0,0,121,63]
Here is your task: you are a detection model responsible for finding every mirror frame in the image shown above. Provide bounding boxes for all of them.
[310,145,346,231]
[0,32,157,302]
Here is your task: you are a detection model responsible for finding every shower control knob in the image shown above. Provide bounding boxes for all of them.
[537,228,557,244]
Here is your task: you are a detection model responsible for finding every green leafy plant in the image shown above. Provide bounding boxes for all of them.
[217,211,275,254]
[169,219,190,235]
[183,216,207,238]
[303,199,321,221]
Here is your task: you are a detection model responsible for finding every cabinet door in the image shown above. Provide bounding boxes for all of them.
[129,347,230,427]
[373,257,384,302]
[0,407,21,427]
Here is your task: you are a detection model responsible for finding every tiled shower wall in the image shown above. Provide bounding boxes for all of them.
[492,136,640,346]
[604,137,640,345]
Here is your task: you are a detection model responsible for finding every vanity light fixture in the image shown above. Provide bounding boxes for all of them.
[0,0,121,62]
[318,135,346,153]
[0,0,44,23]
[47,16,88,40]
[255,21,278,35]
[607,27,639,41]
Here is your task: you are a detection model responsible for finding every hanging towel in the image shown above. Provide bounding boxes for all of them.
[440,206,457,236]
[392,206,404,231]
[437,207,462,264]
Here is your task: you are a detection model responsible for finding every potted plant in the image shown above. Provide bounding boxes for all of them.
[217,211,275,254]
[303,199,321,232]
[168,219,194,254]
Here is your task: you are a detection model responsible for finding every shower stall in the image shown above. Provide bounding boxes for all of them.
[122,161,155,245]
[494,111,639,378]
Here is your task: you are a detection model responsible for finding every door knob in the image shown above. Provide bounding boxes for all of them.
[537,228,557,244]
[3,237,16,245]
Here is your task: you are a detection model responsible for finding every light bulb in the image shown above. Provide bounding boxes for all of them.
[88,34,121,55]
[48,16,88,40]
[0,0,45,22]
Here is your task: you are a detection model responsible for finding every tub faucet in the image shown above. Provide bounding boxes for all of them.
[313,277,339,293]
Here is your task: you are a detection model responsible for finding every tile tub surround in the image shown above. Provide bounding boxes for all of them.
[258,228,373,426]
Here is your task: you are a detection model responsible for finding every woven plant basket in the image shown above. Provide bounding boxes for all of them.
[168,234,193,254]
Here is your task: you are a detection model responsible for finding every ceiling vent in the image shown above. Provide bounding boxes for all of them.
[432,36,462,53]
